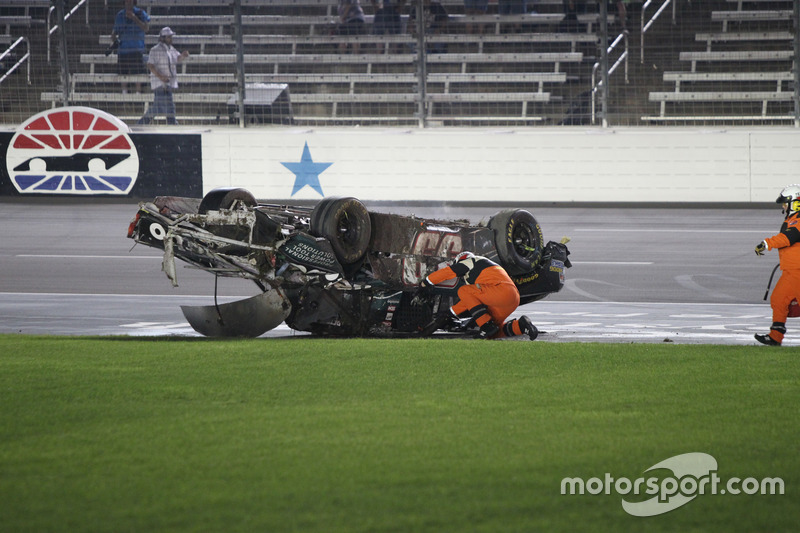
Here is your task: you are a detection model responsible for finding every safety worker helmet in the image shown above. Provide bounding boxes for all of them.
[453,251,475,265]
[776,184,800,214]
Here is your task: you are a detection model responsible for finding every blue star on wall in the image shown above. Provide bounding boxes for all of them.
[281,142,333,197]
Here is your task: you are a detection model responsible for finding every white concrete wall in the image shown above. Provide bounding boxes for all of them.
[201,127,800,203]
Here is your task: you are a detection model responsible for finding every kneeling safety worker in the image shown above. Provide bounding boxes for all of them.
[754,184,800,346]
[419,251,538,340]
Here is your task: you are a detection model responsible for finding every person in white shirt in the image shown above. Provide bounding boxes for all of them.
[138,27,189,125]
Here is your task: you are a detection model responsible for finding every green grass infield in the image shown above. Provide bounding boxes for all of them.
[1,335,797,532]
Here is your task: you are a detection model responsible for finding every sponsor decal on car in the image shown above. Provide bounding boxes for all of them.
[513,272,539,284]
[5,107,139,195]
[279,233,343,274]
[403,229,463,285]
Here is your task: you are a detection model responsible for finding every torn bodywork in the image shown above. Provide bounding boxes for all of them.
[127,188,570,337]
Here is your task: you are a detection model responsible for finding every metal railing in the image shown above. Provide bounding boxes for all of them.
[47,0,89,63]
[592,31,629,126]
[0,36,30,85]
[641,0,677,63]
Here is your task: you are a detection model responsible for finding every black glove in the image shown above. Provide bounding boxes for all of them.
[418,278,433,294]
[755,241,767,256]
[411,278,433,303]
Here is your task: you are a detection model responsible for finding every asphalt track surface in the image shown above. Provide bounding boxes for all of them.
[0,199,790,345]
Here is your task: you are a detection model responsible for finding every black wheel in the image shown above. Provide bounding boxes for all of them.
[488,209,543,275]
[198,187,257,214]
[311,197,372,265]
[309,196,339,234]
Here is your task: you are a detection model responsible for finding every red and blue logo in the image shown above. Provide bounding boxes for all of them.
[6,107,139,195]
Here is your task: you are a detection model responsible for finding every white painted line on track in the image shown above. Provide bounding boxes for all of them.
[15,255,161,259]
[2,293,787,344]
[532,300,769,307]
[574,228,769,233]
[571,261,654,265]
[121,322,192,329]
[0,291,247,299]
[10,256,649,265]
[0,293,772,306]
[10,256,651,265]
[516,300,791,345]
[121,322,303,338]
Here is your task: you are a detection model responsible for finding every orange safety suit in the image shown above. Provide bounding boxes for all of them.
[763,211,800,343]
[425,254,526,338]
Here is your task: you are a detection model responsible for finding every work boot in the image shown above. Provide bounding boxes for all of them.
[755,322,786,346]
[754,333,781,346]
[475,320,500,339]
[518,315,539,340]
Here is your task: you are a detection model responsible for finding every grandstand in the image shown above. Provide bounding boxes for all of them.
[644,0,796,123]
[1,0,798,127]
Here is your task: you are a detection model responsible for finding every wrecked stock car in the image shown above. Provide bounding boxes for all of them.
[127,187,570,337]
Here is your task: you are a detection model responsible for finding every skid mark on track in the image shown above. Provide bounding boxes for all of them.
[562,279,640,302]
[674,274,742,301]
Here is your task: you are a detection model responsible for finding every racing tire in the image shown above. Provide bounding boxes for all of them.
[488,209,543,275]
[309,196,339,234]
[311,197,372,265]
[198,187,257,214]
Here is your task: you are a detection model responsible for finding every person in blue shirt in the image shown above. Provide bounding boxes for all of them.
[111,0,150,93]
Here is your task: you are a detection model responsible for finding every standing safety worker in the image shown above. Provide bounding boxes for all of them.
[419,251,538,340]
[754,184,800,346]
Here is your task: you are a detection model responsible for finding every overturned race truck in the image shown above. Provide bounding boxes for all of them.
[127,187,570,338]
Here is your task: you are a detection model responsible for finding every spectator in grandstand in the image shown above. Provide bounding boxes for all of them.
[111,0,150,94]
[336,0,367,53]
[408,0,448,53]
[137,27,189,126]
[418,251,539,340]
[371,0,404,52]
[463,0,488,34]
